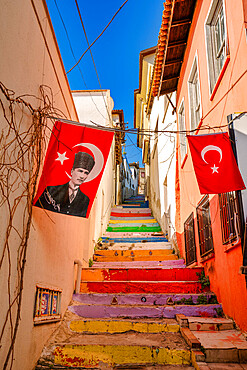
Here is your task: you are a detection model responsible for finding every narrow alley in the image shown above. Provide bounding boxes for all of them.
[36,196,247,369]
[2,1,247,369]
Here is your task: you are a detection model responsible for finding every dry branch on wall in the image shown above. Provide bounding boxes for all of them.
[0,82,64,370]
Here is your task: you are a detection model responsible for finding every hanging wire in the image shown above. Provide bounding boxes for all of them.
[66,0,129,74]
[126,133,142,152]
[53,0,111,122]
[46,111,246,137]
[74,0,112,124]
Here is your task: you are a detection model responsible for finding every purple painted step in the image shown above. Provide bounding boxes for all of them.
[110,216,154,220]
[111,207,151,212]
[69,303,222,319]
[73,293,217,305]
[102,237,169,243]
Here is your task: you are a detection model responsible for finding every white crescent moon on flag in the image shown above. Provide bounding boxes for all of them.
[201,145,222,164]
[73,143,104,182]
[65,143,104,183]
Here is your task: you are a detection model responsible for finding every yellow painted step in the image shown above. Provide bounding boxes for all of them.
[70,319,180,334]
[54,340,191,369]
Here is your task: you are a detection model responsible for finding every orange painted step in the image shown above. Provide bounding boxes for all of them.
[93,249,177,262]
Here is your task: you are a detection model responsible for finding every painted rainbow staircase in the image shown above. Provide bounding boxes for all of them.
[36,195,247,369]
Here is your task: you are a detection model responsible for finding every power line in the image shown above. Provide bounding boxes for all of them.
[74,0,112,124]
[66,0,129,74]
[53,0,110,122]
[126,133,142,151]
[54,0,86,87]
[46,111,246,136]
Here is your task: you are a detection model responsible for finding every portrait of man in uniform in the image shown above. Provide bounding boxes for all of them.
[35,152,95,217]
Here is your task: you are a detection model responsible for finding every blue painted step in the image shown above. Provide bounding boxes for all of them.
[102,236,169,243]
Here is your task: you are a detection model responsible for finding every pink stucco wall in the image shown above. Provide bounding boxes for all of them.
[175,0,247,331]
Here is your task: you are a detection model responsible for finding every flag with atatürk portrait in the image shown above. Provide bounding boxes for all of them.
[187,132,246,194]
[33,121,114,218]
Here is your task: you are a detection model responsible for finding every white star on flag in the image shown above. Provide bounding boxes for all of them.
[55,152,69,165]
[211,164,219,173]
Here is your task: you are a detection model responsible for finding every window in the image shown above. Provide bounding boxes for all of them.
[188,55,201,131]
[178,101,187,162]
[196,195,214,256]
[184,213,197,265]
[205,0,227,92]
[34,286,61,324]
[163,176,168,211]
[152,118,159,159]
[218,192,240,244]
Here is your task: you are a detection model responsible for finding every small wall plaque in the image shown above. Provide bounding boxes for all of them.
[33,285,61,324]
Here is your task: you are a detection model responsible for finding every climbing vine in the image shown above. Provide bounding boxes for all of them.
[0,82,63,369]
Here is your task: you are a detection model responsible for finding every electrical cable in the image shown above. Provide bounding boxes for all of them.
[53,0,110,122]
[74,0,112,124]
[46,111,246,136]
[66,0,129,74]
[126,133,142,151]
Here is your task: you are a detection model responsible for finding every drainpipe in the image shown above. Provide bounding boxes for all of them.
[74,259,82,294]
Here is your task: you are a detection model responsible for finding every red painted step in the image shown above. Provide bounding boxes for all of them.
[81,267,204,282]
[80,280,209,294]
[111,211,152,217]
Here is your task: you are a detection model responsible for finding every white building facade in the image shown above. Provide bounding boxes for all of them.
[134,47,177,245]
[72,90,115,240]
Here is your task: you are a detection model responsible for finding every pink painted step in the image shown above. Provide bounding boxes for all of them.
[111,211,152,217]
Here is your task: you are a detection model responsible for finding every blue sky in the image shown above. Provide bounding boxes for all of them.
[46,0,163,165]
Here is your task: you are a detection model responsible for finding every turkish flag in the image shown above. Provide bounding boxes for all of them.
[33,121,114,218]
[187,132,246,194]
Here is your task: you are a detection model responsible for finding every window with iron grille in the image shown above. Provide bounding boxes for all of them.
[196,195,214,256]
[218,192,240,244]
[184,212,197,265]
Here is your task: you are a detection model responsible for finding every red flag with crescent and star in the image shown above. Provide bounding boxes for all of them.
[187,132,246,194]
[33,121,114,218]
